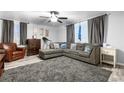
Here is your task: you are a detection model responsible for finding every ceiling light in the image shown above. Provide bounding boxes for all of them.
[51,17,57,22]
[51,12,57,22]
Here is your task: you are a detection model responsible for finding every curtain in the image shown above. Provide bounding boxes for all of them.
[2,20,14,43]
[20,22,27,45]
[66,24,75,48]
[88,14,108,45]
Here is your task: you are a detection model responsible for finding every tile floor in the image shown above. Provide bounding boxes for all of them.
[100,64,124,82]
[4,55,124,82]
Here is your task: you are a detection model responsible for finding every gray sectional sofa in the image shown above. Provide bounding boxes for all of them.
[39,43,100,65]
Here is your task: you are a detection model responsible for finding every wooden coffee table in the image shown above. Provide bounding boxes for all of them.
[0,54,5,77]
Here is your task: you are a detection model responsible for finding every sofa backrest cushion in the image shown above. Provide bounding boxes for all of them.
[76,43,85,50]
[70,43,76,49]
[54,43,60,49]
[83,43,100,54]
[76,43,100,54]
[11,43,17,51]
[50,42,67,49]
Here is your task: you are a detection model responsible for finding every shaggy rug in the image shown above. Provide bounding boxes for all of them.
[0,56,112,82]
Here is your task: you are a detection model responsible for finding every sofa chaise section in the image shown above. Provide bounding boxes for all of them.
[39,49,63,59]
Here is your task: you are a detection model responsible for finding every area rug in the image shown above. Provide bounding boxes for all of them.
[0,56,112,82]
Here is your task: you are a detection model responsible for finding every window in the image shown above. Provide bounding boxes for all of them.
[14,21,20,45]
[74,21,88,43]
[0,20,20,44]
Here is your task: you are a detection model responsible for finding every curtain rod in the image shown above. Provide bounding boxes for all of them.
[87,13,111,20]
[0,18,29,24]
[66,13,111,26]
[77,13,110,23]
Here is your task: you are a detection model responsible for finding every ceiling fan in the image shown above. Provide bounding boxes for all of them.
[40,11,68,23]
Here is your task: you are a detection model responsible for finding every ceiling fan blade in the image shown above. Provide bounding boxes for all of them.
[39,16,49,18]
[58,20,63,23]
[58,17,68,19]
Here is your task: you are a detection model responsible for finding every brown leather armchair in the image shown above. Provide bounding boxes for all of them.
[0,43,26,62]
[0,43,6,54]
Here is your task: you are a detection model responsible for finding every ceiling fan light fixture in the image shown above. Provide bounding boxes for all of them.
[40,11,67,23]
[51,12,58,22]
[51,17,57,22]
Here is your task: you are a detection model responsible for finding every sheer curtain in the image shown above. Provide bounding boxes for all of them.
[14,21,20,45]
[74,21,88,43]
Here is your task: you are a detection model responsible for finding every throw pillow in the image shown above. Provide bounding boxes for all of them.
[70,43,76,49]
[54,43,60,49]
[49,43,54,49]
[60,44,67,49]
[76,43,84,50]
[84,45,93,54]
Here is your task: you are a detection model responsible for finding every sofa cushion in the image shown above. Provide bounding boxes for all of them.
[63,49,78,55]
[77,51,90,58]
[13,51,23,55]
[63,49,90,58]
[39,49,63,55]
[12,51,23,59]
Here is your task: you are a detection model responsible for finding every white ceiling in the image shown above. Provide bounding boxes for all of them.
[0,11,109,26]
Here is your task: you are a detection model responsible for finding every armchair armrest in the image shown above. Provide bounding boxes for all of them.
[16,47,26,56]
[17,47,25,51]
[0,49,6,54]
[4,48,13,62]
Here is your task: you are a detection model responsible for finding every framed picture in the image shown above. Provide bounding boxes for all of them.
[39,28,44,36]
